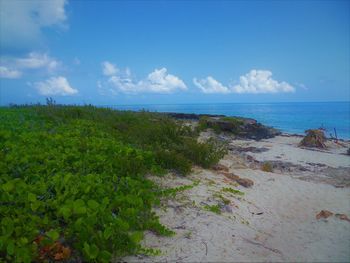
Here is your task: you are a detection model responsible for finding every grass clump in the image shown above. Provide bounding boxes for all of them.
[204,204,221,214]
[261,162,273,172]
[213,193,230,205]
[0,105,225,262]
[222,187,245,196]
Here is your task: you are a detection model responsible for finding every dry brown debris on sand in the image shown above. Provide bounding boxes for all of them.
[316,210,350,222]
[216,169,254,188]
[299,129,327,148]
[316,210,333,219]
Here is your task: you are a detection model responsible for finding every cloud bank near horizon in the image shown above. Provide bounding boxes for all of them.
[99,62,187,94]
[193,70,295,94]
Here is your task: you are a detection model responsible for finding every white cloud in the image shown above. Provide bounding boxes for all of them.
[102,61,118,76]
[193,76,230,94]
[100,64,187,94]
[140,68,187,93]
[15,52,60,72]
[0,66,22,79]
[34,76,78,96]
[0,52,61,78]
[0,0,67,47]
[194,70,295,94]
[232,70,295,94]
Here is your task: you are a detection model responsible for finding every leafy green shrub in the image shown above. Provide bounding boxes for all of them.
[154,149,192,175]
[0,110,168,262]
[0,105,226,262]
[178,138,227,169]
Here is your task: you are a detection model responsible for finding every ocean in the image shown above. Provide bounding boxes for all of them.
[110,102,350,139]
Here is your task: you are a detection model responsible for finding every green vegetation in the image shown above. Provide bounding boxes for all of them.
[222,187,245,196]
[203,204,221,214]
[197,116,243,134]
[0,105,225,262]
[160,180,199,198]
[213,193,230,205]
[221,116,244,125]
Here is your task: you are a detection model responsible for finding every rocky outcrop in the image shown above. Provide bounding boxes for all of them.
[203,116,280,140]
[165,113,281,140]
[165,112,225,120]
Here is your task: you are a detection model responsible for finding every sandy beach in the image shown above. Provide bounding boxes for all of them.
[124,134,350,262]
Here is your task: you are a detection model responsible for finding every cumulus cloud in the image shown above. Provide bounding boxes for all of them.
[232,70,295,94]
[0,66,22,79]
[99,64,187,94]
[34,76,78,96]
[140,68,187,93]
[193,76,230,94]
[102,61,118,76]
[15,52,60,72]
[0,0,68,48]
[0,52,60,77]
[194,70,295,94]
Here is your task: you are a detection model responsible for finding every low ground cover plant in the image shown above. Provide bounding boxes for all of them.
[0,104,225,262]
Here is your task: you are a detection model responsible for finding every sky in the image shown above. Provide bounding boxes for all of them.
[0,0,349,106]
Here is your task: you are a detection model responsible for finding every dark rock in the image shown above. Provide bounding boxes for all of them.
[236,178,254,188]
[231,146,270,153]
[219,171,240,181]
[204,117,280,140]
[164,112,224,120]
[212,164,229,172]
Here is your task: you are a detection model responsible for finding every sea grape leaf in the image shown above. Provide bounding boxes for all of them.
[87,200,99,210]
[59,206,72,219]
[46,230,59,241]
[7,240,14,255]
[2,181,14,192]
[130,231,143,243]
[73,199,87,214]
[100,250,112,262]
[103,226,113,240]
[84,242,99,259]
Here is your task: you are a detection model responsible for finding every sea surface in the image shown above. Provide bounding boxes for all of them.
[110,102,350,139]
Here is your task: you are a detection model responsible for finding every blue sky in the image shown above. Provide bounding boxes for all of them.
[0,0,349,105]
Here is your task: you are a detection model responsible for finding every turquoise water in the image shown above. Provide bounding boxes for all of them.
[110,102,350,139]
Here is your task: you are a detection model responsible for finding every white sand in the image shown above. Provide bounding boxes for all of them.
[230,135,350,168]
[123,135,350,262]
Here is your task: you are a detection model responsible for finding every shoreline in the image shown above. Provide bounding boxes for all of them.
[123,132,350,262]
[162,111,350,142]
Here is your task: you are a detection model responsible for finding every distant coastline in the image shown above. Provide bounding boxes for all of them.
[105,101,350,140]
